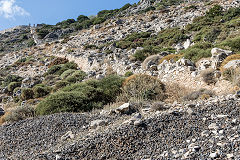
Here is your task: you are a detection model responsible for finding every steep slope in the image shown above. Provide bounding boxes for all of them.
[0,1,240,159]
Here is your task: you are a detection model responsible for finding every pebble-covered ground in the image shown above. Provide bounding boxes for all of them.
[0,112,124,160]
[0,96,239,160]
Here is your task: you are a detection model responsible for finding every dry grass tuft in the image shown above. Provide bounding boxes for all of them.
[159,54,182,64]
[164,83,190,103]
[201,69,217,85]
[118,74,166,102]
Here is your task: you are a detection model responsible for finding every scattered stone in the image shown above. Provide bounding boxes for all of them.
[90,120,108,129]
[115,103,132,114]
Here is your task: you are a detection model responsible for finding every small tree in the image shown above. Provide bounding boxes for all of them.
[77,15,89,22]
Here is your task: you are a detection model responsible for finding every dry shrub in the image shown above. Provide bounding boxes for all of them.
[220,53,240,72]
[118,74,166,102]
[106,65,116,76]
[48,57,69,68]
[201,69,217,85]
[223,68,240,87]
[3,106,35,123]
[159,54,182,64]
[164,83,189,103]
[199,94,211,100]
[0,112,10,125]
[183,88,215,101]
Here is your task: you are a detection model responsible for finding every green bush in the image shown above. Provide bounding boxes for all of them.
[204,27,221,43]
[36,75,124,115]
[3,75,23,87]
[60,69,76,79]
[206,5,223,18]
[133,46,162,61]
[66,70,87,83]
[21,88,34,100]
[155,0,182,7]
[84,44,98,50]
[8,82,21,92]
[36,29,49,39]
[119,3,131,12]
[77,15,89,22]
[54,81,70,90]
[217,37,240,52]
[33,85,51,98]
[125,71,134,77]
[116,32,151,49]
[182,42,212,62]
[27,39,36,47]
[45,62,78,76]
[36,90,102,115]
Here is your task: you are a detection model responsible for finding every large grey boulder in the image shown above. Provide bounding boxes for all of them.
[211,48,233,69]
[223,60,240,70]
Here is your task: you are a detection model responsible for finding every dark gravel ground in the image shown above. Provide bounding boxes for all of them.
[0,96,240,160]
[0,112,119,160]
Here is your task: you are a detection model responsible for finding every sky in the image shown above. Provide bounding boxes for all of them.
[0,0,139,31]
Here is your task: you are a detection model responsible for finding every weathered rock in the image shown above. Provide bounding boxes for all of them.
[115,103,131,114]
[90,119,108,129]
[223,60,240,70]
[211,48,233,69]
[61,131,74,141]
[183,39,191,49]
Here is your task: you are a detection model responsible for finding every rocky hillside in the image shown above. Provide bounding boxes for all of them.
[0,0,240,159]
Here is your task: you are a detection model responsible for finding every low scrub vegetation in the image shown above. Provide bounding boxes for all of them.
[45,62,78,76]
[181,42,212,63]
[36,75,124,115]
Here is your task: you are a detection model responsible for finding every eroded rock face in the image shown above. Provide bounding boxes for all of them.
[211,48,233,69]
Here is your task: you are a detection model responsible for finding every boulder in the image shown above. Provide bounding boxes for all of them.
[96,74,105,80]
[175,43,184,51]
[211,48,233,69]
[115,103,131,114]
[223,60,240,70]
[183,39,191,49]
